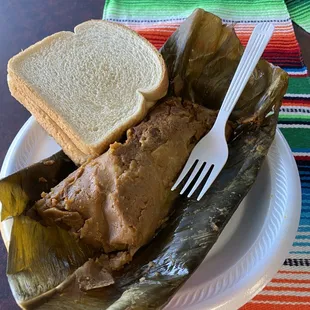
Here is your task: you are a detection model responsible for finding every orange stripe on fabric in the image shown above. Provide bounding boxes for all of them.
[241,303,310,310]
[253,295,310,302]
[272,279,310,284]
[282,102,310,107]
[265,286,310,292]
[279,270,310,275]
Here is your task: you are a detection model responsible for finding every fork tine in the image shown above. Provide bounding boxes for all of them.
[187,163,212,198]
[180,161,204,195]
[171,158,196,191]
[197,165,222,201]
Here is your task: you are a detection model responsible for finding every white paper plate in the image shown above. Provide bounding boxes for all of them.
[0,117,301,310]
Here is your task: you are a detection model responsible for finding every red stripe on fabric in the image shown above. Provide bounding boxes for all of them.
[283,99,310,104]
[263,51,304,57]
[267,58,304,63]
[282,64,307,68]
[289,74,308,77]
[137,32,174,38]
[241,41,301,49]
[238,37,300,45]
[295,156,310,161]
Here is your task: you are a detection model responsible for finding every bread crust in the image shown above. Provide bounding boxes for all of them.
[8,73,92,165]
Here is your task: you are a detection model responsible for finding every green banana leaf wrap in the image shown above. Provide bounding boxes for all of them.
[0,9,288,310]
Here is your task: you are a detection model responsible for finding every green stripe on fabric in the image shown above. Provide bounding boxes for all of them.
[288,77,310,94]
[279,115,310,121]
[285,0,310,33]
[103,0,290,21]
[280,128,310,148]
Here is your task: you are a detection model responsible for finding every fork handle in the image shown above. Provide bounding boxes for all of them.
[215,23,274,128]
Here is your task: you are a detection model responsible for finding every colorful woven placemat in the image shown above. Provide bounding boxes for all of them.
[103,0,310,308]
[285,0,310,33]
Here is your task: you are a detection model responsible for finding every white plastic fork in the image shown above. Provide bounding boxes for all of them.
[171,22,275,201]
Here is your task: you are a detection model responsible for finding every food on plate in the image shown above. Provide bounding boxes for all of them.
[7,20,168,165]
[35,97,218,261]
[0,8,289,310]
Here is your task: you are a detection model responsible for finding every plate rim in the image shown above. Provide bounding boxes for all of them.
[0,117,302,310]
[182,131,301,310]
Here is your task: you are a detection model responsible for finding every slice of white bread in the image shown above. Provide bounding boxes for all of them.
[8,73,92,165]
[8,20,168,163]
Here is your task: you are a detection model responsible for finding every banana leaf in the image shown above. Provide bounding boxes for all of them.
[0,8,288,310]
[0,151,76,221]
[162,8,287,123]
[8,216,94,308]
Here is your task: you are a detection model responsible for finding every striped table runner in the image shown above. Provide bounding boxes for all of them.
[285,0,310,33]
[103,0,310,308]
